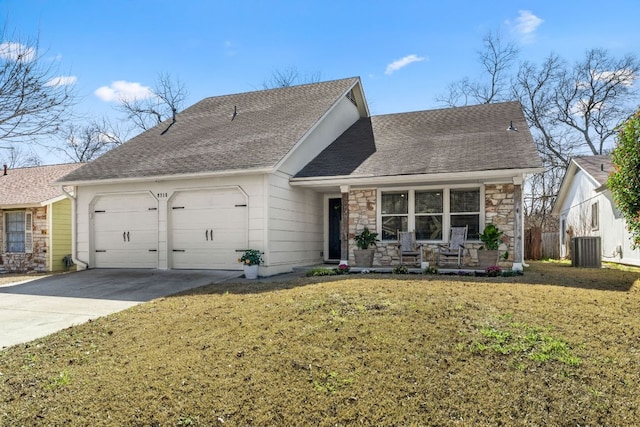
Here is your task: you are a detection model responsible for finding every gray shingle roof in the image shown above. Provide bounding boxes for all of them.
[0,163,82,206]
[58,77,360,183]
[295,101,542,178]
[572,155,612,186]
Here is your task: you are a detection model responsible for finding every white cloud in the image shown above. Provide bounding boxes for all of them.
[0,42,36,62]
[593,69,636,87]
[94,80,154,102]
[506,10,543,43]
[45,76,78,87]
[385,54,427,75]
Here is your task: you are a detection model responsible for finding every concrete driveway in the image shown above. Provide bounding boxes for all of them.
[0,269,241,349]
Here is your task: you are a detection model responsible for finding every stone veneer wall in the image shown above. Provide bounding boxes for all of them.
[0,206,48,272]
[347,184,516,268]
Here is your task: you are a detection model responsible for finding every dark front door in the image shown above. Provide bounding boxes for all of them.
[328,198,342,260]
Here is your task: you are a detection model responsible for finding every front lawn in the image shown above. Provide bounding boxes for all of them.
[1,261,639,426]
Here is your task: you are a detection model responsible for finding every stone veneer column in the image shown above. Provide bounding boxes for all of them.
[348,189,378,265]
[484,183,516,267]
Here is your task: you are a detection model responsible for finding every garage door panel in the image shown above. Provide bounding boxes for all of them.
[170,188,248,269]
[93,193,158,268]
[95,249,158,268]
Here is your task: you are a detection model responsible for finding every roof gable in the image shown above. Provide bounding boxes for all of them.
[572,155,612,187]
[58,77,361,183]
[295,101,542,178]
[0,163,82,207]
[552,155,612,214]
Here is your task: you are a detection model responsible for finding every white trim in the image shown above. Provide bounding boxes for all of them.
[324,193,342,262]
[40,195,68,206]
[56,167,274,187]
[47,201,53,271]
[376,184,484,243]
[290,168,542,188]
[273,79,363,172]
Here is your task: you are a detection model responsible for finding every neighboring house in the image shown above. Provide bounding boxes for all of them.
[553,155,640,267]
[0,163,82,272]
[56,77,542,276]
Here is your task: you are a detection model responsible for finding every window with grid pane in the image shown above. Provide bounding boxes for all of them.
[5,211,25,253]
[415,190,443,240]
[381,192,408,240]
[450,189,480,240]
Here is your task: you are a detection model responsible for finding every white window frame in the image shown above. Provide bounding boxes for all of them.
[3,210,33,254]
[377,185,484,242]
[591,202,599,230]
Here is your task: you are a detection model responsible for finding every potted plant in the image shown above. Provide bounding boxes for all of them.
[238,249,263,279]
[353,227,379,267]
[477,224,503,268]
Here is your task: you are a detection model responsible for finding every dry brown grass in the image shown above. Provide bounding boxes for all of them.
[1,261,639,426]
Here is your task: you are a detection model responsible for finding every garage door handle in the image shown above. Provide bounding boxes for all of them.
[127,231,130,241]
[205,230,209,241]
[123,232,126,242]
[173,249,185,252]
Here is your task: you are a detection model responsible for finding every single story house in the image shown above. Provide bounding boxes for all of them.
[1,163,82,272]
[56,77,542,276]
[553,155,640,267]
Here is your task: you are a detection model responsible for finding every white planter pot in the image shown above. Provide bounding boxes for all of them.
[243,264,259,279]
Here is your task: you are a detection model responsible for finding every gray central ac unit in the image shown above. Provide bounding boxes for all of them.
[571,237,601,268]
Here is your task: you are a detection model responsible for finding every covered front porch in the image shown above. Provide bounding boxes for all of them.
[319,181,524,272]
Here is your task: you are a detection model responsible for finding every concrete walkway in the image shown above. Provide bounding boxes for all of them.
[0,269,242,349]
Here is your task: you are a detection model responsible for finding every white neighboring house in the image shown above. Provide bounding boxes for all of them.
[553,155,640,267]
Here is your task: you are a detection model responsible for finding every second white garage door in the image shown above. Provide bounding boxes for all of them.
[170,187,248,269]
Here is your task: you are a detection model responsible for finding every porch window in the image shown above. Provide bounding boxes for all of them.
[4,211,33,253]
[380,187,481,241]
[381,191,408,240]
[415,190,443,240]
[450,189,480,240]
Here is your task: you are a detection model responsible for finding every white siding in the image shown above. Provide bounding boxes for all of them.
[266,171,323,275]
[74,175,266,271]
[557,169,640,266]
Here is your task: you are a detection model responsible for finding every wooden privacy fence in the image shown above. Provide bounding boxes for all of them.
[525,227,560,260]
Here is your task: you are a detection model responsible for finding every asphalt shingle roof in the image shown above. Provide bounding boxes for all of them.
[0,163,82,206]
[295,101,542,178]
[572,155,612,187]
[58,77,360,183]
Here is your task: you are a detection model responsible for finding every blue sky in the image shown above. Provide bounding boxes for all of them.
[1,0,639,164]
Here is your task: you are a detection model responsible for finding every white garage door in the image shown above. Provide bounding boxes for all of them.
[170,187,248,269]
[92,193,158,268]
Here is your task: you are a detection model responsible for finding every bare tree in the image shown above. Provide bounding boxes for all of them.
[262,67,322,89]
[515,50,639,230]
[0,26,76,143]
[435,31,519,106]
[117,73,188,131]
[58,118,126,162]
[0,144,41,168]
[554,48,639,156]
[437,31,640,231]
